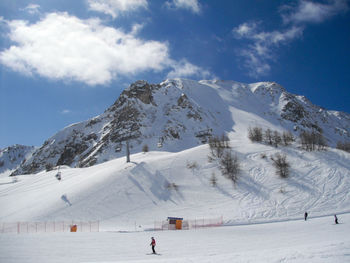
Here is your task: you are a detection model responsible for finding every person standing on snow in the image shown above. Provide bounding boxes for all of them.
[150,237,156,254]
[304,212,308,221]
[334,214,339,224]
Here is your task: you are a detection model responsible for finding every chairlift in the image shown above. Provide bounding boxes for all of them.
[55,165,61,181]
[157,137,163,148]
[55,171,61,181]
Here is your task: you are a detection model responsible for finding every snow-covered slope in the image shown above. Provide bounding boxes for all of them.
[12,79,350,175]
[2,214,350,262]
[1,140,349,230]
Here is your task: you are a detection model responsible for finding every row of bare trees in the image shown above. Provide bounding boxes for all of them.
[299,130,327,151]
[248,126,329,152]
[248,127,294,147]
[336,141,350,153]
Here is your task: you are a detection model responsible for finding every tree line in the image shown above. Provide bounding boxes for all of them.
[248,126,329,151]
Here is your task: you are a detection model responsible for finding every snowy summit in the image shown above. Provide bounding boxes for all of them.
[10,78,350,175]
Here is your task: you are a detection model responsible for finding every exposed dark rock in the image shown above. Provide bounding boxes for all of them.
[9,79,350,176]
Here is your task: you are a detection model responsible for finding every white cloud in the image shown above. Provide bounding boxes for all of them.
[233,22,258,38]
[165,0,201,14]
[0,12,170,85]
[282,0,349,24]
[239,49,271,78]
[233,0,349,77]
[233,24,304,77]
[0,12,209,85]
[167,59,210,79]
[87,0,148,18]
[22,4,40,15]
[61,109,71,114]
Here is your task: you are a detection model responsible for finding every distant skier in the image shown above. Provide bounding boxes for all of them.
[304,212,308,221]
[150,237,156,254]
[334,214,339,224]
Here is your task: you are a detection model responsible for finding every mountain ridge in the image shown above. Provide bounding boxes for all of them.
[0,145,36,177]
[9,78,350,176]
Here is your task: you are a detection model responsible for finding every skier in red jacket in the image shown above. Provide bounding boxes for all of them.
[150,237,156,254]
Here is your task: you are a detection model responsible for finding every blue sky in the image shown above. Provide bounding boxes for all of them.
[0,0,349,148]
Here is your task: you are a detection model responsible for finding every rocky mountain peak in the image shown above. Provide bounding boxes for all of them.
[0,144,36,176]
[119,80,158,106]
[8,78,350,176]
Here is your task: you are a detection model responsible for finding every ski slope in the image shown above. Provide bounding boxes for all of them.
[1,138,350,262]
[0,139,349,230]
[0,214,349,262]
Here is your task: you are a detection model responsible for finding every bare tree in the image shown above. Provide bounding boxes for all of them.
[210,172,218,187]
[248,126,263,142]
[186,160,198,174]
[336,141,350,153]
[208,134,229,161]
[300,130,327,151]
[316,132,327,150]
[272,130,282,147]
[271,153,290,178]
[282,131,294,146]
[264,128,273,145]
[300,131,313,151]
[221,134,230,148]
[220,151,241,184]
[142,144,149,153]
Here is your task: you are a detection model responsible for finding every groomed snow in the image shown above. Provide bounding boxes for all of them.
[0,214,349,262]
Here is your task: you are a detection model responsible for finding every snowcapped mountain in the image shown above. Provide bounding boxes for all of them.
[0,145,36,177]
[12,79,350,175]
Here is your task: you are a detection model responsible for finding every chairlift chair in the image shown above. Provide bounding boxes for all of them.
[55,171,61,181]
[157,137,163,148]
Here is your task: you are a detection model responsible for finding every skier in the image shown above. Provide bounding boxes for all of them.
[304,212,308,221]
[334,214,339,224]
[150,237,156,254]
